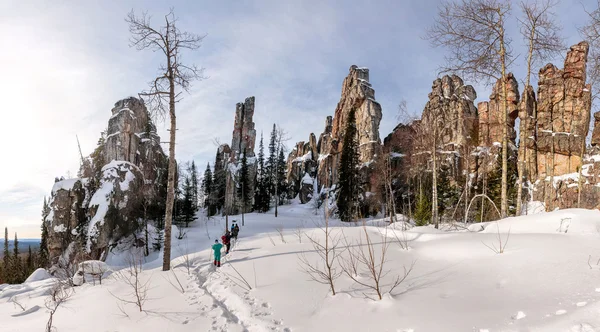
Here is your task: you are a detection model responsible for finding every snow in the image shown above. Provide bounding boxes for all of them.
[24,269,52,283]
[317,153,330,162]
[51,178,80,194]
[53,224,67,233]
[390,152,405,158]
[292,151,312,163]
[4,204,600,331]
[301,173,313,185]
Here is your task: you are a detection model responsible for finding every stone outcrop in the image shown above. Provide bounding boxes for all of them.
[592,111,600,147]
[417,75,478,179]
[535,42,591,177]
[45,97,168,266]
[217,97,258,215]
[286,135,318,203]
[478,73,520,147]
[286,66,384,201]
[518,85,538,181]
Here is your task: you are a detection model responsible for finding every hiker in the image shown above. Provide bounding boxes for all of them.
[212,239,223,267]
[221,231,232,255]
[232,223,240,240]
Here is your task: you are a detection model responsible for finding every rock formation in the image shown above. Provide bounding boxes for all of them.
[216,97,258,215]
[535,42,591,177]
[478,73,520,148]
[45,97,168,266]
[416,75,478,179]
[286,66,384,202]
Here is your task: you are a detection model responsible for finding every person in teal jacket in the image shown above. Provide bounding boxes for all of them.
[212,239,223,267]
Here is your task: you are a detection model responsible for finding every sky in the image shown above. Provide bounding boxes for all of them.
[0,0,596,239]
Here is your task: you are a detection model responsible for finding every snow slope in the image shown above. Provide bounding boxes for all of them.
[3,202,600,331]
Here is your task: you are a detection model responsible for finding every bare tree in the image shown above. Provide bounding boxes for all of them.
[342,224,414,300]
[274,125,290,217]
[515,0,564,215]
[427,0,512,218]
[126,9,206,271]
[298,197,342,295]
[45,280,73,332]
[111,253,150,312]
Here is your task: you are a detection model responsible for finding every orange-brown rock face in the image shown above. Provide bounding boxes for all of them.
[478,73,520,147]
[535,41,591,177]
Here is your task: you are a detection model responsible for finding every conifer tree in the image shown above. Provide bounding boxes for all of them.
[254,133,270,212]
[176,175,197,228]
[211,150,227,214]
[266,124,277,196]
[190,161,199,212]
[2,227,10,283]
[153,216,165,252]
[38,197,50,268]
[12,233,22,283]
[337,108,360,222]
[26,246,34,275]
[437,163,460,221]
[238,149,252,211]
[202,163,214,215]
[276,149,287,205]
[414,193,432,226]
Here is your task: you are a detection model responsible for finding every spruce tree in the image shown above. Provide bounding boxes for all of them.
[437,163,460,220]
[176,175,197,228]
[202,163,214,216]
[153,216,165,252]
[337,108,360,222]
[26,246,34,275]
[266,124,277,196]
[2,227,10,283]
[38,197,50,268]
[238,149,252,211]
[211,150,227,214]
[190,161,199,211]
[254,133,270,212]
[414,193,432,226]
[12,233,22,283]
[276,149,287,205]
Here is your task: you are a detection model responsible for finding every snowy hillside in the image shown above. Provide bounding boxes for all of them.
[3,202,600,331]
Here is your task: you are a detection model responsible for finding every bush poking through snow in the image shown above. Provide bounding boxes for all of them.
[298,211,342,296]
[45,280,73,332]
[482,222,511,254]
[275,226,287,244]
[342,224,415,301]
[110,253,150,312]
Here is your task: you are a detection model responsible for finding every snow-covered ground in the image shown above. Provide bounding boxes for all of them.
[3,201,600,331]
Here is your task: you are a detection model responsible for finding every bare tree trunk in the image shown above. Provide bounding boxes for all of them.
[163,74,176,271]
[432,128,439,228]
[499,19,509,219]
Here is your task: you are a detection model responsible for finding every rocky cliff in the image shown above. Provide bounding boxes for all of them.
[215,97,258,215]
[286,66,384,202]
[44,97,168,267]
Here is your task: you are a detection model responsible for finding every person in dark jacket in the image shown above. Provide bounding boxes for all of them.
[232,223,240,240]
[221,231,232,254]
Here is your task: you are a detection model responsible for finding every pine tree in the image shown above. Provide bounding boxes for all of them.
[211,150,227,214]
[414,193,432,226]
[176,175,197,228]
[202,163,214,216]
[2,227,10,283]
[276,148,287,205]
[254,133,270,212]
[153,216,165,252]
[238,149,252,211]
[26,246,34,275]
[12,233,22,283]
[337,108,360,222]
[190,161,199,211]
[266,124,277,196]
[38,197,50,268]
[437,163,460,220]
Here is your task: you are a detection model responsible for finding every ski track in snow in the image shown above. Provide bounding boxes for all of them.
[188,243,291,332]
